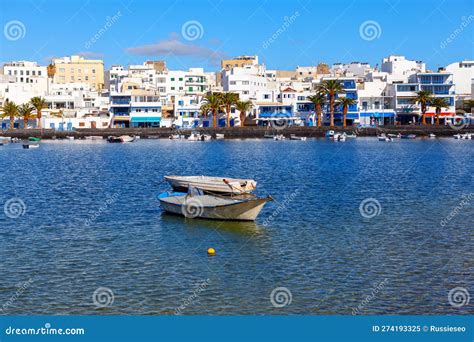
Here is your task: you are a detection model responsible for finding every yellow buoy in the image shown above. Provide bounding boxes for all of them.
[207,248,216,256]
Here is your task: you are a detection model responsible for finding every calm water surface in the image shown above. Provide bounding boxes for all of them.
[0,138,472,315]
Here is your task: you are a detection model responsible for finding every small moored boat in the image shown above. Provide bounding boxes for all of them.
[187,132,211,141]
[158,191,272,221]
[400,134,416,139]
[107,135,137,143]
[164,175,257,195]
[214,133,225,140]
[273,134,285,141]
[290,134,307,141]
[22,143,40,149]
[28,137,41,142]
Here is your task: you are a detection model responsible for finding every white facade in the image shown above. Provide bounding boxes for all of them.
[444,61,474,96]
[381,55,426,82]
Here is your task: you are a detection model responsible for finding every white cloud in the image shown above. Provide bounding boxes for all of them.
[126,34,227,65]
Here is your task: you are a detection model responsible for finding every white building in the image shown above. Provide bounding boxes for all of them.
[381,55,426,83]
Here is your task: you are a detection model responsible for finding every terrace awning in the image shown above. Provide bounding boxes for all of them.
[130,117,161,123]
[259,112,292,118]
[360,111,396,118]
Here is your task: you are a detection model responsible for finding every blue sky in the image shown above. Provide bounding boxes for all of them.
[0,0,472,71]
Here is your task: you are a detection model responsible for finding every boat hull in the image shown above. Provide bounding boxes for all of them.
[159,195,271,221]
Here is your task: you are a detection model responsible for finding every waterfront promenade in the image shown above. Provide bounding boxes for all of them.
[1,125,472,140]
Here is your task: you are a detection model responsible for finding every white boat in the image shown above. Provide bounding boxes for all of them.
[461,133,472,140]
[429,133,436,138]
[66,136,74,140]
[344,133,357,139]
[158,191,272,221]
[214,133,225,140]
[169,134,184,140]
[107,135,137,143]
[187,132,211,141]
[164,175,257,195]
[378,134,392,142]
[333,133,346,141]
[290,134,307,141]
[453,134,461,139]
[387,134,400,138]
[22,143,40,149]
[273,134,286,141]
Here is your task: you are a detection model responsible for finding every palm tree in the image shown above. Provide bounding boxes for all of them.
[336,96,356,128]
[0,100,19,129]
[219,92,239,128]
[430,97,450,126]
[412,90,433,125]
[317,80,345,127]
[30,96,47,129]
[235,100,253,127]
[201,92,223,128]
[18,103,35,129]
[307,93,325,127]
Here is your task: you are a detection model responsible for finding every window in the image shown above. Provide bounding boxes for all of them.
[264,94,270,99]
[179,78,183,81]
[79,122,85,127]
[92,69,96,74]
[59,68,65,73]
[243,91,249,94]
[171,77,175,81]
[171,87,175,90]
[242,81,249,85]
[230,81,236,85]
[85,76,89,80]
[188,87,193,92]
[32,71,35,76]
[26,71,29,75]
[20,70,24,75]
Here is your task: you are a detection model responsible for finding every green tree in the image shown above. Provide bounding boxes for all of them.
[235,100,254,127]
[337,96,357,128]
[0,100,19,129]
[30,96,47,129]
[18,103,36,129]
[430,97,450,126]
[201,92,223,128]
[412,90,433,125]
[307,93,325,127]
[219,92,239,128]
[317,80,345,127]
